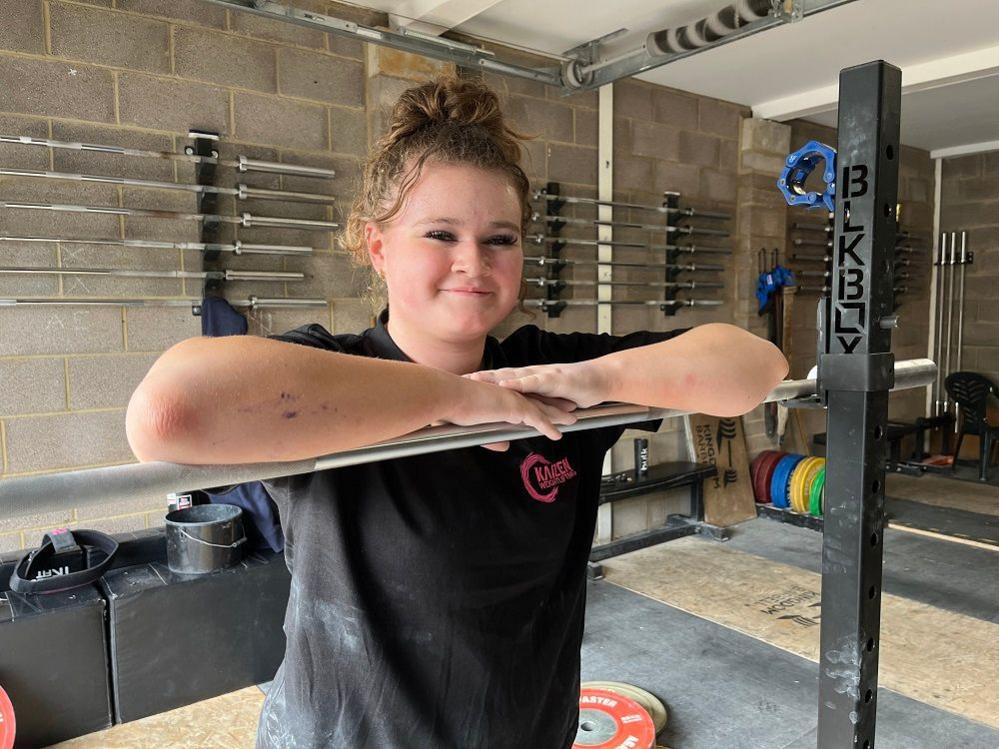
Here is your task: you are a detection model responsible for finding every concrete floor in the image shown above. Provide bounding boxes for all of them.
[582,580,999,749]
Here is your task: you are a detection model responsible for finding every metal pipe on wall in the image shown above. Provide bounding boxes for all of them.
[925,159,942,445]
[533,191,731,220]
[0,167,336,204]
[0,296,326,309]
[944,231,957,412]
[0,134,336,179]
[956,231,967,373]
[0,201,337,231]
[955,230,969,433]
[933,233,948,416]
[0,235,315,256]
[537,213,729,237]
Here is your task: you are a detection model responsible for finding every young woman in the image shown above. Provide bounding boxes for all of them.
[126,75,787,749]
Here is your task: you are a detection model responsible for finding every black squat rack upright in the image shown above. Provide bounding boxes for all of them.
[814,60,901,749]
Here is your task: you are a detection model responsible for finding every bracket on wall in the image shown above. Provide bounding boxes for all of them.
[541,182,568,317]
[187,130,222,312]
[662,191,682,316]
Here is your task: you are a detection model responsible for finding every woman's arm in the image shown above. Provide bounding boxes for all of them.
[466,324,788,418]
[592,323,788,417]
[126,335,574,466]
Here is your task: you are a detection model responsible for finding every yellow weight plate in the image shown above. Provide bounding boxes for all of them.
[796,458,825,514]
[789,459,805,512]
[790,457,818,513]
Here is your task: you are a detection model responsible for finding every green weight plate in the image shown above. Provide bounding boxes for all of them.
[809,466,826,516]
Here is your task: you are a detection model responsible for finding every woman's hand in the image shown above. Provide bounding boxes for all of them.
[462,360,610,410]
[435,376,580,452]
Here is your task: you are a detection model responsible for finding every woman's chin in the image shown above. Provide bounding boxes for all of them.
[437,298,511,334]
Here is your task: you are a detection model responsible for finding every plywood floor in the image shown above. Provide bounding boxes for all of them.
[886,472,999,516]
[50,687,264,748]
[49,486,999,748]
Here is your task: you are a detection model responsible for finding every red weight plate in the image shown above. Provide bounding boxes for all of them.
[750,450,780,487]
[751,454,770,503]
[754,451,785,504]
[574,688,656,749]
[0,684,14,749]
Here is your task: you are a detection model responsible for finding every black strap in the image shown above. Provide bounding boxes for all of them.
[8,528,119,595]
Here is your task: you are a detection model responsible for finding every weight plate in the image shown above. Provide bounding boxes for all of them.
[788,458,807,512]
[801,458,825,514]
[770,454,804,509]
[751,450,780,489]
[792,457,823,513]
[809,466,826,516]
[581,681,668,734]
[754,451,785,504]
[0,684,14,749]
[574,687,656,749]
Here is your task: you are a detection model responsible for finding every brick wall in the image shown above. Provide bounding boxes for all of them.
[940,151,999,383]
[0,0,380,553]
[0,1,791,551]
[738,116,935,458]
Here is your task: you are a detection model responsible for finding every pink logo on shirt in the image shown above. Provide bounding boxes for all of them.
[520,452,578,503]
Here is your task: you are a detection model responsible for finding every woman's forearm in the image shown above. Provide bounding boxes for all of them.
[593,324,789,417]
[125,335,460,465]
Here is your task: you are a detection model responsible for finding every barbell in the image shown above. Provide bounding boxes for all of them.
[0,359,936,520]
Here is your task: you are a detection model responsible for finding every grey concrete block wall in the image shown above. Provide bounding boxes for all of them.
[0,0,376,551]
[0,0,842,552]
[941,151,999,387]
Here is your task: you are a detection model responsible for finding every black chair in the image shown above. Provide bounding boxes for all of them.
[944,372,999,482]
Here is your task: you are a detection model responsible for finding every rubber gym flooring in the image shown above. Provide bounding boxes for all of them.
[52,477,999,748]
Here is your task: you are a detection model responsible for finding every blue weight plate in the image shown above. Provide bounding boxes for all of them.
[770,454,805,509]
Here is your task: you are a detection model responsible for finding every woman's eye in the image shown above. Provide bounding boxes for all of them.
[425,230,456,242]
[486,235,519,246]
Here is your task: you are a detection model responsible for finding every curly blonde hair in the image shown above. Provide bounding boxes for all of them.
[340,74,534,317]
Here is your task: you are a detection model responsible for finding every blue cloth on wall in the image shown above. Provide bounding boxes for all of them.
[200,296,285,553]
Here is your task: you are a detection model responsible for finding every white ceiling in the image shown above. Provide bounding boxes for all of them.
[354,0,999,155]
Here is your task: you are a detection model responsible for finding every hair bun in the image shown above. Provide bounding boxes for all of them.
[386,75,516,160]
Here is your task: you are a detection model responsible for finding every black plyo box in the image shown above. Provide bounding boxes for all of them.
[101,550,291,723]
[0,558,113,749]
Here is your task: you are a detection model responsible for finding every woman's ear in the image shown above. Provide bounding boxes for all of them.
[365,222,385,277]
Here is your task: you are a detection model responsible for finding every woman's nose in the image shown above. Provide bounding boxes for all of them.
[451,241,491,275]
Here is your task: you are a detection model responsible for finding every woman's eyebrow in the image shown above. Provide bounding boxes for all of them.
[489,221,521,232]
[415,218,520,232]
[416,217,462,226]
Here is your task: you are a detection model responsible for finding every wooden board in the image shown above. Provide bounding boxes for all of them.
[886,473,999,517]
[683,414,757,526]
[602,537,999,729]
[51,686,264,748]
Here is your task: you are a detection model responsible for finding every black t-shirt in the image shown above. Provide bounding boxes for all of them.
[209,307,686,749]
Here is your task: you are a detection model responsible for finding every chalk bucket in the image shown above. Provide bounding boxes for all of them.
[165,503,247,575]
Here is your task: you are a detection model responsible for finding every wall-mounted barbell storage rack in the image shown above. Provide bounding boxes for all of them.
[526,182,730,317]
[788,209,928,311]
[0,130,338,315]
[931,230,974,422]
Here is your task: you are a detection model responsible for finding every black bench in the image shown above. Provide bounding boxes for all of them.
[589,461,717,573]
[813,415,952,464]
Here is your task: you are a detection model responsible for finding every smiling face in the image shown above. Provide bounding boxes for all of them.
[365,160,524,344]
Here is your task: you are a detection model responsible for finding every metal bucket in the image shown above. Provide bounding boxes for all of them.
[164,503,246,575]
